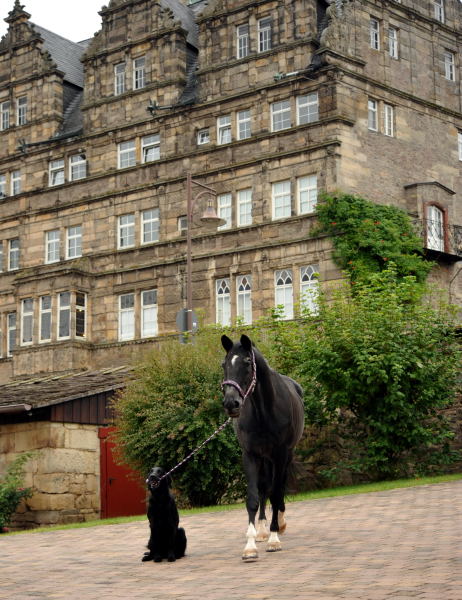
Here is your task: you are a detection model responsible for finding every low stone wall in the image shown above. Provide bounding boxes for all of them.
[0,422,100,529]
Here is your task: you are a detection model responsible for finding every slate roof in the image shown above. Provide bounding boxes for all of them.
[33,24,87,88]
[160,0,198,47]
[0,366,134,411]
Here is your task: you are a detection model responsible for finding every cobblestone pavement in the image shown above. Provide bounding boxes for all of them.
[1,480,461,600]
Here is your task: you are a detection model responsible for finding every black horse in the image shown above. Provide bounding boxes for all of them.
[221,334,304,561]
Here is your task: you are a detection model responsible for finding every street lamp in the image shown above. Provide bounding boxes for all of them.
[184,172,225,335]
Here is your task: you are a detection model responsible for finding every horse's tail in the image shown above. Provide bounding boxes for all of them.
[286,450,303,495]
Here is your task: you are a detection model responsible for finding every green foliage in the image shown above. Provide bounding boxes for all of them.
[315,192,433,284]
[0,452,34,530]
[113,330,245,507]
[298,268,461,480]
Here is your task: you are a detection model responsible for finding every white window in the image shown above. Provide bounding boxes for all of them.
[49,159,65,186]
[216,278,231,326]
[178,215,188,235]
[217,115,232,145]
[297,175,317,214]
[237,24,250,59]
[75,292,86,338]
[370,18,380,50]
[368,99,378,131]
[118,214,135,249]
[118,140,136,168]
[16,96,27,126]
[70,154,87,181]
[258,17,272,52]
[66,225,82,259]
[39,295,52,342]
[275,269,294,319]
[141,289,157,337]
[458,132,462,161]
[388,27,398,59]
[119,293,135,340]
[21,298,33,345]
[297,93,319,125]
[237,189,252,226]
[197,129,210,145]
[0,101,10,131]
[0,243,3,272]
[434,0,444,23]
[11,170,21,195]
[237,275,252,324]
[383,104,394,137]
[45,230,60,264]
[133,56,146,90]
[427,205,444,251]
[217,193,232,230]
[142,134,160,163]
[7,313,16,357]
[58,292,71,339]
[0,174,6,198]
[300,265,319,314]
[142,209,159,244]
[444,51,455,81]
[272,180,291,219]
[237,110,251,140]
[114,62,126,95]
[8,238,19,270]
[271,100,291,132]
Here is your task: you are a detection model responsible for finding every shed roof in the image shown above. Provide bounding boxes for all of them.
[0,366,133,413]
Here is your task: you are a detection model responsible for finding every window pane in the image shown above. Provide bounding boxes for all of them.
[298,175,317,214]
[142,209,159,243]
[216,278,231,326]
[272,181,291,219]
[271,101,291,131]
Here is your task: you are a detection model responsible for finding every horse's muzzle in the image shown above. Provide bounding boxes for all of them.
[223,393,241,418]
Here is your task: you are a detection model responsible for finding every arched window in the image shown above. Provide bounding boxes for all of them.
[426,205,444,251]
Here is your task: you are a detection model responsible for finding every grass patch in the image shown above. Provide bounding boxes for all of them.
[4,472,461,536]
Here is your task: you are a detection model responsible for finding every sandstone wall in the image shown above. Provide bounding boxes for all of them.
[0,422,100,528]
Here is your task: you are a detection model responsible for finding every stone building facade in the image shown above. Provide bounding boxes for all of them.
[1,0,462,526]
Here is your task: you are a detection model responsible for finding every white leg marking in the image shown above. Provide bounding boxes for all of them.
[278,510,287,534]
[242,523,258,561]
[256,519,269,542]
[266,530,282,553]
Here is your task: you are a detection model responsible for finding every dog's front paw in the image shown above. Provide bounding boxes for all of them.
[141,552,153,562]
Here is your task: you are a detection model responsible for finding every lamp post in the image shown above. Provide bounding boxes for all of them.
[184,172,225,335]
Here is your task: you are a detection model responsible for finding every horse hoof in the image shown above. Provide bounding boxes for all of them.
[256,532,269,542]
[242,550,258,561]
[266,541,282,552]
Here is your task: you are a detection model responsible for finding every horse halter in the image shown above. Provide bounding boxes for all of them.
[221,348,257,402]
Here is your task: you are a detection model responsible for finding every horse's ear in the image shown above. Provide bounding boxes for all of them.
[240,334,253,351]
[221,335,233,353]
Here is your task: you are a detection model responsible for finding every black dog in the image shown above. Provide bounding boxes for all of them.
[142,466,187,563]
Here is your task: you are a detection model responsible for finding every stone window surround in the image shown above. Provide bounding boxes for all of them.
[116,208,161,250]
[118,288,158,341]
[117,134,160,168]
[113,55,147,97]
[47,154,88,187]
[271,174,318,220]
[14,290,88,348]
[0,96,28,130]
[368,98,395,137]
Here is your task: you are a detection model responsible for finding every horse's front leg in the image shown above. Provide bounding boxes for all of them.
[267,450,289,553]
[242,453,259,561]
[255,460,270,542]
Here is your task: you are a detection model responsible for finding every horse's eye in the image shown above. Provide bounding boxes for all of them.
[243,357,251,364]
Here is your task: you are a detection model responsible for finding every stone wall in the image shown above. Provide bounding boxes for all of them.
[0,422,100,529]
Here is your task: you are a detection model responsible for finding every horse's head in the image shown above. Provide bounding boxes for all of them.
[221,334,256,418]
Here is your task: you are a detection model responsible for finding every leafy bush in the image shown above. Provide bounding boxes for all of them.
[113,330,245,506]
[0,452,34,530]
[299,267,461,480]
[315,192,434,284]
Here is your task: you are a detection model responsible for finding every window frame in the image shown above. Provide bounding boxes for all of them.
[114,62,126,95]
[141,209,159,245]
[118,213,136,249]
[21,298,34,346]
[39,295,52,343]
[258,17,272,53]
[75,292,87,338]
[7,312,16,357]
[272,180,291,220]
[296,92,319,125]
[11,170,21,195]
[368,99,378,131]
[300,264,320,315]
[216,278,231,326]
[69,154,87,181]
[237,109,251,140]
[237,188,252,227]
[16,96,27,126]
[297,175,318,215]
[434,0,444,23]
[383,103,394,137]
[217,193,232,230]
[370,17,380,50]
[0,100,10,131]
[8,238,19,271]
[66,225,82,259]
[141,134,160,163]
[217,115,232,145]
[45,229,60,264]
[444,51,455,81]
[118,140,136,169]
[133,56,146,90]
[118,293,135,341]
[274,269,294,320]
[57,291,71,340]
[271,100,291,132]
[388,27,398,59]
[49,159,65,187]
[0,173,6,198]
[197,128,210,145]
[236,274,252,324]
[141,289,158,338]
[237,24,250,59]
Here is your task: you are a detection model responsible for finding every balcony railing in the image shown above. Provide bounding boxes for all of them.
[413,219,462,260]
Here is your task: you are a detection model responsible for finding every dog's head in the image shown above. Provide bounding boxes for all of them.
[146,466,171,492]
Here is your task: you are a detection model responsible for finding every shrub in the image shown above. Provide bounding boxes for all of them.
[0,452,34,530]
[113,329,245,507]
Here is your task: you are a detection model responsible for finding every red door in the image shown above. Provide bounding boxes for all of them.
[99,427,147,519]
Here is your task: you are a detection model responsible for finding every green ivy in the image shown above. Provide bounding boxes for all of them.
[314,192,434,284]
